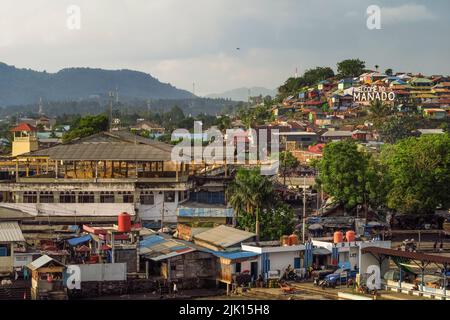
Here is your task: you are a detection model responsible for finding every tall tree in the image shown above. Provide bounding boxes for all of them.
[62,114,109,142]
[280,151,299,185]
[368,99,393,129]
[337,59,366,78]
[317,141,375,210]
[380,134,450,214]
[226,168,275,239]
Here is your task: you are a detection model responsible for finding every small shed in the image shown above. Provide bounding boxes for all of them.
[27,255,67,300]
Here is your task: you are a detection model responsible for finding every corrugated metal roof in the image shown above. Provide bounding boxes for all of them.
[22,131,173,161]
[193,225,255,249]
[27,255,65,271]
[139,234,196,261]
[0,222,25,242]
[207,250,260,260]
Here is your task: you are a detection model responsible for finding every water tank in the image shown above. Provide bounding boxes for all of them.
[288,234,299,246]
[281,235,290,246]
[333,231,343,243]
[118,212,132,232]
[346,230,356,242]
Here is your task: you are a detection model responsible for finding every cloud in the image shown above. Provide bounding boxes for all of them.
[0,1,448,94]
[381,4,436,25]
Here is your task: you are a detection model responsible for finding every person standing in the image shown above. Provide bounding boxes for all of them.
[173,282,178,296]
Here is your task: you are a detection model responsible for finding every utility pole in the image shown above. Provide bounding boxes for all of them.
[160,194,165,232]
[108,91,114,132]
[302,174,307,243]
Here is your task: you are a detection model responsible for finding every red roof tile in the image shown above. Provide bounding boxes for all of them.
[10,123,37,132]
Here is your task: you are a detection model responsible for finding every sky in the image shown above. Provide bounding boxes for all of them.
[0,0,449,96]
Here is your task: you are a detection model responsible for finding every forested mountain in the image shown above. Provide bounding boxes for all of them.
[0,62,194,106]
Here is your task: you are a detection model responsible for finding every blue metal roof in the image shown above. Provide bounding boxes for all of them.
[67,234,92,246]
[140,235,165,248]
[204,249,260,260]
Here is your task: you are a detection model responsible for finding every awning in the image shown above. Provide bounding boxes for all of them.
[313,248,332,255]
[67,234,92,246]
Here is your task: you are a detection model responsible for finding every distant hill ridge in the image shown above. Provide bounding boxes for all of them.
[0,62,194,106]
[206,86,276,101]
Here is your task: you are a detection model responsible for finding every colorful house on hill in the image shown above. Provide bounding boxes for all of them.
[423,108,447,119]
[361,72,387,85]
[317,80,333,91]
[338,79,354,91]
[409,77,433,90]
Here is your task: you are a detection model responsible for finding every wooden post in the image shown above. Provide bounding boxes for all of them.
[15,159,19,181]
[55,160,59,179]
[176,163,179,182]
[73,161,77,178]
[26,160,29,177]
[111,161,114,178]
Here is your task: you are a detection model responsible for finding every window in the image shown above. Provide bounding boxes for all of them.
[0,245,9,257]
[100,191,115,203]
[60,192,76,203]
[140,191,154,205]
[39,192,54,203]
[78,192,95,203]
[170,264,176,271]
[164,191,175,202]
[235,263,241,273]
[23,191,37,203]
[294,257,301,269]
[120,191,134,203]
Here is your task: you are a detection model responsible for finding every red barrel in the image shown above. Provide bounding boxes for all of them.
[118,212,131,232]
[288,234,299,246]
[333,231,343,243]
[346,230,356,242]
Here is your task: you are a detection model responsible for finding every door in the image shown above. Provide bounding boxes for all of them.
[250,261,258,280]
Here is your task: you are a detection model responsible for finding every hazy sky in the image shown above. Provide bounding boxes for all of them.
[1,0,449,95]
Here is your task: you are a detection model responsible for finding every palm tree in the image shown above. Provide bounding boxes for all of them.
[226,168,274,240]
[368,100,393,129]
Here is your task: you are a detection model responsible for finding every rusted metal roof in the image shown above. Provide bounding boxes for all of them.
[22,131,174,161]
[0,221,26,242]
[361,246,450,264]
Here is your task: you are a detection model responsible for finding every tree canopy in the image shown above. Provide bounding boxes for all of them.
[62,114,109,142]
[317,140,373,209]
[337,59,366,78]
[380,134,450,214]
[226,168,295,239]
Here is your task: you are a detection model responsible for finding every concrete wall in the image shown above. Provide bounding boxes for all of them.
[138,191,178,222]
[261,251,300,274]
[73,263,127,282]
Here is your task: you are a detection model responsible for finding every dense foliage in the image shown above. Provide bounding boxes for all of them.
[62,114,109,142]
[336,59,366,78]
[227,168,295,240]
[380,134,450,214]
[317,134,450,215]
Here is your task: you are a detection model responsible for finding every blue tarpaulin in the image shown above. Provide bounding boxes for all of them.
[67,234,92,246]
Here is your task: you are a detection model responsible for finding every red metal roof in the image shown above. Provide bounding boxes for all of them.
[10,123,37,132]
